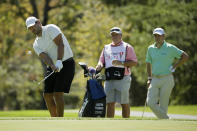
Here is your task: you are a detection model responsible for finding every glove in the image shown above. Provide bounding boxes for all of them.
[169,65,176,73]
[55,60,63,72]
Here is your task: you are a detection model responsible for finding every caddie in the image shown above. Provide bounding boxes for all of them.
[96,27,138,118]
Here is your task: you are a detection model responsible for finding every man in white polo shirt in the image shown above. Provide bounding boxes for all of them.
[26,16,75,117]
[146,27,189,119]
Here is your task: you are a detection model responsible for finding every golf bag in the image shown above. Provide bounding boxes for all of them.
[79,79,106,117]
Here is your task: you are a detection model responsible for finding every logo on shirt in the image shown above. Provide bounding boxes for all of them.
[161,52,167,56]
[120,52,124,59]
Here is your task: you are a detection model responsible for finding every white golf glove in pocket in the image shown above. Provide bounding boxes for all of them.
[169,65,176,73]
[55,60,63,72]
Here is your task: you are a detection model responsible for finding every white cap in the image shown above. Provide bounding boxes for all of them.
[110,27,122,34]
[153,28,165,35]
[26,16,38,29]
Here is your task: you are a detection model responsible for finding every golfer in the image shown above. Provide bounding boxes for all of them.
[96,27,138,118]
[146,28,189,119]
[26,16,75,117]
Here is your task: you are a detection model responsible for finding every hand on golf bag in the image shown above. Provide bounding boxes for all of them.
[78,62,104,80]
[55,60,63,72]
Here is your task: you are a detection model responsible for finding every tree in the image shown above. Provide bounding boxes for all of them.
[0,0,196,110]
[0,0,81,110]
[105,1,197,105]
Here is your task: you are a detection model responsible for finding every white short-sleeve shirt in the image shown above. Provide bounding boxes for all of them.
[33,24,73,64]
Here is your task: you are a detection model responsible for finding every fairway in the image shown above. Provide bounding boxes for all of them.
[0,119,197,131]
[0,106,197,131]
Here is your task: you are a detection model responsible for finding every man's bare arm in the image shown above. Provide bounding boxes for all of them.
[53,33,64,60]
[172,52,189,69]
[112,60,137,67]
[39,52,57,71]
[146,62,152,88]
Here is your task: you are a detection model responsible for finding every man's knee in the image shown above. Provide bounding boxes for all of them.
[121,104,129,108]
[107,102,115,107]
[54,92,64,102]
[43,93,54,101]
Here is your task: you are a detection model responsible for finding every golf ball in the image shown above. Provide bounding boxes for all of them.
[27,50,32,55]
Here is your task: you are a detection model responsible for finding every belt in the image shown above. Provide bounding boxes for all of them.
[152,73,172,79]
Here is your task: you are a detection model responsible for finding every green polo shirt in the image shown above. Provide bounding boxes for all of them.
[146,41,183,75]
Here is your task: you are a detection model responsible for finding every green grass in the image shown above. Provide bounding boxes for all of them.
[130,105,197,116]
[0,110,77,117]
[0,105,196,118]
[168,105,197,115]
[0,106,197,131]
[0,119,197,131]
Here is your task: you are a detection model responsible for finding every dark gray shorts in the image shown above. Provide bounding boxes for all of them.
[44,58,75,93]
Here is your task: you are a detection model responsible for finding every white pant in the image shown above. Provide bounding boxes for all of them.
[146,74,174,119]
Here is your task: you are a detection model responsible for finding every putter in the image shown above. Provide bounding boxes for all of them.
[38,71,54,85]
[142,88,149,119]
[141,99,147,118]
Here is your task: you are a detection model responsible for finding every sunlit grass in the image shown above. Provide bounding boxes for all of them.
[0,105,196,118]
[0,106,197,131]
[0,119,197,131]
[0,110,77,117]
[116,105,197,116]
[131,105,197,116]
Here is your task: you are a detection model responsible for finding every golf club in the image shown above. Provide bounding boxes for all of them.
[142,89,148,119]
[141,98,147,118]
[78,62,88,77]
[38,71,54,85]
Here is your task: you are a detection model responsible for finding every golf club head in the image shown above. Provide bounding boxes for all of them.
[88,66,96,75]
[88,66,96,79]
[78,62,88,77]
[78,62,88,69]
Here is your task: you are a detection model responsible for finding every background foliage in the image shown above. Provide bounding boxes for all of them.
[0,0,196,110]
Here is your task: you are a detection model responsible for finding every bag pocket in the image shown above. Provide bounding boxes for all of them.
[105,67,125,80]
